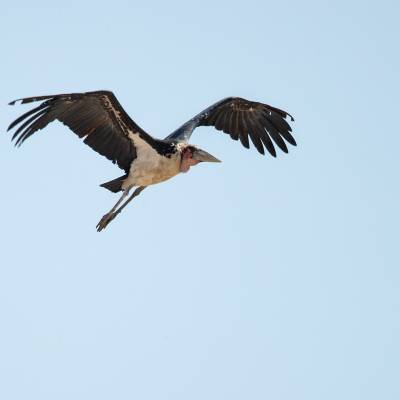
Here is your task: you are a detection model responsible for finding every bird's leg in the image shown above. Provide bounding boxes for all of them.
[96,186,147,232]
[96,187,131,232]
[111,185,147,217]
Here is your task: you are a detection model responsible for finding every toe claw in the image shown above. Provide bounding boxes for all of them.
[96,212,116,232]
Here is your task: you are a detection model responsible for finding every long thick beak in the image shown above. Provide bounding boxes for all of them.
[193,149,221,163]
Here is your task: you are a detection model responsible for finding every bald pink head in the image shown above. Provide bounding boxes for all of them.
[180,147,200,173]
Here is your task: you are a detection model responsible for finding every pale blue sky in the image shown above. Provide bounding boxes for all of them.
[1,1,399,399]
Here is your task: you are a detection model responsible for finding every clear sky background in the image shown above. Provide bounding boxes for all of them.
[0,1,399,399]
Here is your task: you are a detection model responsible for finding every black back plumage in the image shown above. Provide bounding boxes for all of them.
[7,90,157,172]
[167,97,295,157]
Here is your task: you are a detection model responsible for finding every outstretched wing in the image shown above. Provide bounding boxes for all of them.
[7,90,156,172]
[166,97,295,157]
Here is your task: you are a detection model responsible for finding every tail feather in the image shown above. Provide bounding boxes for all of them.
[100,174,127,193]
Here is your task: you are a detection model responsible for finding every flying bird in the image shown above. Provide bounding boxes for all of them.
[7,90,296,231]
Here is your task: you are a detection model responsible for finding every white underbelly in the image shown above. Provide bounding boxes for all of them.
[124,154,181,187]
[123,132,181,189]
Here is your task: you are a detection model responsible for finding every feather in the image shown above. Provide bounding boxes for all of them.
[243,112,264,155]
[264,119,288,153]
[253,119,276,157]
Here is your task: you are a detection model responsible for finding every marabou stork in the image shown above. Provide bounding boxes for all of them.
[7,91,295,231]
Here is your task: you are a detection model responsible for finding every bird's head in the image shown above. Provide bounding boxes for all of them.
[179,144,221,173]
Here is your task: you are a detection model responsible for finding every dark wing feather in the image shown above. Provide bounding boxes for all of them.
[167,97,295,157]
[7,90,155,172]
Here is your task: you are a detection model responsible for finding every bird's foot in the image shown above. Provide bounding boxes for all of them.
[96,212,117,232]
